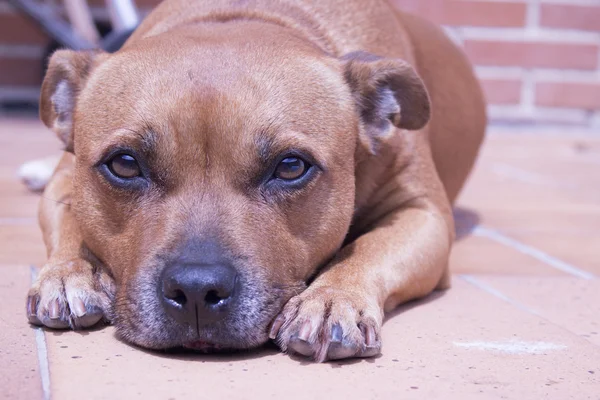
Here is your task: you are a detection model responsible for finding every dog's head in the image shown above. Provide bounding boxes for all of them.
[40,22,429,350]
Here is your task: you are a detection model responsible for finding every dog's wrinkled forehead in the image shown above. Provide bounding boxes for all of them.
[75,25,356,175]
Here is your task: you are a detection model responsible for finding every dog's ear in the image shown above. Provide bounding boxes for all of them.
[40,50,100,153]
[342,51,431,153]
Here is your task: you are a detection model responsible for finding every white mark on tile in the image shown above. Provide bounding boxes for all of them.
[454,340,567,354]
[473,226,595,280]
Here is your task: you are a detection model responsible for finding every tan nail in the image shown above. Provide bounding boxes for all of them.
[268,315,285,340]
[72,297,87,317]
[365,325,376,346]
[49,299,60,319]
[26,295,39,316]
[298,321,312,341]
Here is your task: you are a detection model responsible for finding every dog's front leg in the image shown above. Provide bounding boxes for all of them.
[26,153,115,329]
[272,154,453,362]
[272,204,452,362]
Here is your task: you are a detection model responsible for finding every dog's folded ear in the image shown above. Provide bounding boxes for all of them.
[342,51,431,153]
[40,50,100,153]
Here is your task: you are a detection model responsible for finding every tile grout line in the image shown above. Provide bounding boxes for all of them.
[473,225,596,280]
[30,266,51,400]
[459,274,600,348]
[459,274,543,318]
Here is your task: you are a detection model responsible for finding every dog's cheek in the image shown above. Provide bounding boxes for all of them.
[237,271,302,345]
[283,175,356,280]
[111,268,180,348]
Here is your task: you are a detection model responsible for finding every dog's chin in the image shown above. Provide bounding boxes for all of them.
[180,339,253,353]
[112,303,275,352]
[116,324,272,352]
[183,340,225,352]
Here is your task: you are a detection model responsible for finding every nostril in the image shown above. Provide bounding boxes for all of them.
[166,289,187,306]
[204,290,222,305]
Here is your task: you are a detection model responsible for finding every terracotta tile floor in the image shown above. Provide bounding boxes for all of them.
[1,117,599,399]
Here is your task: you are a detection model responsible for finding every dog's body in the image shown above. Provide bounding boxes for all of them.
[26,0,485,362]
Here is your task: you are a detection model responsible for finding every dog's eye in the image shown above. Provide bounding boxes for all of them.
[274,157,308,181]
[107,154,141,179]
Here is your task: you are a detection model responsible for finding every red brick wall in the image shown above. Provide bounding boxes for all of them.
[1,0,599,129]
[392,0,600,129]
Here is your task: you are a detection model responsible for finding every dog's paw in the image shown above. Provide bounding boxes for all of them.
[26,259,114,329]
[269,286,383,362]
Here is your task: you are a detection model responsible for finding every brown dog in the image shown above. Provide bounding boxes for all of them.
[26,0,485,362]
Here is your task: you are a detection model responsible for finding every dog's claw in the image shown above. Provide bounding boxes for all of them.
[274,287,383,362]
[48,298,61,319]
[327,340,359,360]
[26,259,114,331]
[71,296,87,317]
[297,321,313,341]
[41,301,70,329]
[362,344,381,358]
[362,323,376,347]
[72,305,103,329]
[26,294,41,324]
[288,336,314,357]
[269,314,286,340]
[331,323,343,343]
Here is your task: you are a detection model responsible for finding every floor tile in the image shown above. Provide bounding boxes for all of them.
[0,118,61,167]
[0,265,44,400]
[42,279,599,400]
[0,224,46,266]
[456,133,600,276]
[450,235,566,276]
[474,276,600,346]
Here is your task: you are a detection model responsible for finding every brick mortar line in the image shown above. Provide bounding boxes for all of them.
[535,107,598,118]
[475,66,525,79]
[530,69,600,81]
[475,67,600,82]
[521,70,536,112]
[538,0,600,5]
[458,27,600,43]
[487,124,600,135]
[525,0,540,33]
[488,105,590,124]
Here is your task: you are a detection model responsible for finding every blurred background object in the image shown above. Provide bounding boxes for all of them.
[0,0,599,132]
[0,0,144,112]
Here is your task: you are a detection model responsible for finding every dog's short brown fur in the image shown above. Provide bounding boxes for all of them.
[26,0,485,362]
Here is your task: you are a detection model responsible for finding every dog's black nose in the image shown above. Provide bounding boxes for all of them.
[161,263,238,325]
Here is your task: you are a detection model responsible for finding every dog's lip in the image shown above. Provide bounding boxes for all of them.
[183,340,224,352]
